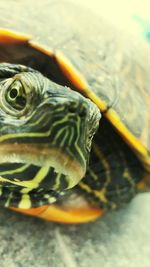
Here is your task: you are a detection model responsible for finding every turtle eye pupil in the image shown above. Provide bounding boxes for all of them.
[6,81,27,111]
[9,88,18,99]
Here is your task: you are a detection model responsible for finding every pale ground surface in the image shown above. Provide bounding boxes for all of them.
[0,0,150,267]
[0,194,150,267]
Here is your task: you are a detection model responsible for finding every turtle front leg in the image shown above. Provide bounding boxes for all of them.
[76,118,146,211]
[10,204,103,224]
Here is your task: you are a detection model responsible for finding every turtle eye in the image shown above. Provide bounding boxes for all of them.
[6,80,27,111]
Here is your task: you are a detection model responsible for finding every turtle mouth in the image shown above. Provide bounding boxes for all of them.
[0,143,85,190]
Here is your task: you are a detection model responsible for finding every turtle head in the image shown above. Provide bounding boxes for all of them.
[0,63,100,193]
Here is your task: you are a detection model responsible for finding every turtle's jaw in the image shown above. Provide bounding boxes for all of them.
[0,143,85,190]
[0,96,100,191]
[0,98,101,191]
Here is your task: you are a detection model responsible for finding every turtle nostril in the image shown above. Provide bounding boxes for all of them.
[68,104,87,117]
[68,106,77,114]
[78,108,87,117]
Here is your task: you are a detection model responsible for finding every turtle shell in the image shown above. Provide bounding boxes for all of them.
[0,24,150,170]
[0,0,150,223]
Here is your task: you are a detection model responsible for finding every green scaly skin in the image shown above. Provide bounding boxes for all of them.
[0,63,100,209]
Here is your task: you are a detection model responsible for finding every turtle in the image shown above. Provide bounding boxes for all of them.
[0,1,150,224]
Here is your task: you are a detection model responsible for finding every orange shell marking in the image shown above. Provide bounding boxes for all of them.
[0,28,29,43]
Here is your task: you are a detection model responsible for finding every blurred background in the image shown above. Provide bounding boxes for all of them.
[76,0,150,42]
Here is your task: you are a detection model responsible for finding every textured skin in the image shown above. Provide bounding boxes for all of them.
[0,62,100,211]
